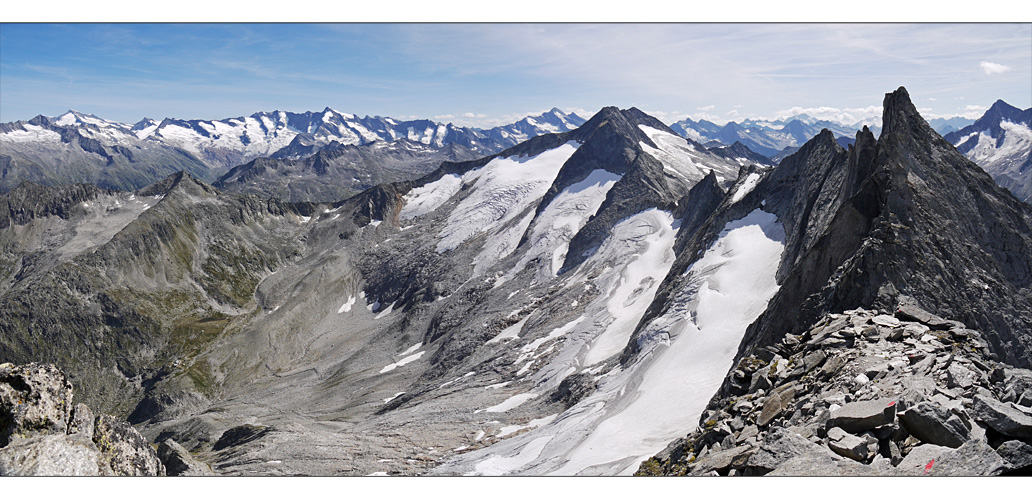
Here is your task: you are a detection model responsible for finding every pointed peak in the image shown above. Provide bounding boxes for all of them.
[881,86,929,137]
[989,99,1015,111]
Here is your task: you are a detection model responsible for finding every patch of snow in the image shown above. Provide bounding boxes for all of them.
[383,392,405,403]
[379,351,425,374]
[400,174,463,220]
[521,316,582,355]
[337,295,356,314]
[400,342,423,356]
[638,125,738,186]
[484,393,537,413]
[582,210,681,366]
[496,414,558,438]
[436,142,580,253]
[375,302,396,319]
[731,172,761,203]
[486,382,511,389]
[487,316,530,344]
[2,124,62,143]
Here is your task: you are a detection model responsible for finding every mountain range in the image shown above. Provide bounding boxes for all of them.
[0,108,587,196]
[2,88,1032,477]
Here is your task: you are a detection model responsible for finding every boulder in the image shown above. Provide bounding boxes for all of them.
[971,394,1032,438]
[872,314,902,328]
[819,355,846,379]
[996,440,1032,471]
[921,439,1009,476]
[767,452,893,476]
[826,427,876,462]
[826,398,898,433]
[894,443,951,475]
[946,363,976,389]
[93,415,165,476]
[745,429,833,474]
[756,393,784,427]
[687,444,754,476]
[898,401,970,448]
[894,302,951,329]
[157,438,213,476]
[0,363,74,445]
[67,403,94,437]
[0,433,111,476]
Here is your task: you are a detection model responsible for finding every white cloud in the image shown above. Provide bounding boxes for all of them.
[980,61,1010,75]
[768,105,882,126]
[726,109,739,116]
[961,104,989,119]
[697,104,716,111]
[928,97,936,101]
[688,112,726,125]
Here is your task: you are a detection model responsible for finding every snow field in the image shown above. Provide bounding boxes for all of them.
[436,142,581,253]
[399,174,463,220]
[510,169,621,279]
[452,208,785,475]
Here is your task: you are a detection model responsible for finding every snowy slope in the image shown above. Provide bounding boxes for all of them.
[945,100,1032,203]
[638,124,741,187]
[443,208,785,475]
[436,141,581,254]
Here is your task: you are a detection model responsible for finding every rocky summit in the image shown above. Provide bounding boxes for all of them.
[636,303,1032,476]
[0,362,176,475]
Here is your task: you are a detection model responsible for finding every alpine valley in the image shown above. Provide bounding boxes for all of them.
[2,88,1032,477]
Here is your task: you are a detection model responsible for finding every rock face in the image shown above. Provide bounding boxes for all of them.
[0,362,167,476]
[637,306,1032,476]
[733,87,1032,371]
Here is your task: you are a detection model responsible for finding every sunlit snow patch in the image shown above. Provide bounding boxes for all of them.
[379,351,425,374]
[487,316,529,344]
[731,172,762,203]
[483,393,538,413]
[337,295,356,314]
[436,142,580,253]
[399,174,463,220]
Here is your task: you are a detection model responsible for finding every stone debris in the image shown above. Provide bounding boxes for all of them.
[0,362,169,476]
[636,302,1032,476]
[157,438,214,476]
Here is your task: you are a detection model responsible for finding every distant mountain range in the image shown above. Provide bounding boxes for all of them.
[0,108,586,195]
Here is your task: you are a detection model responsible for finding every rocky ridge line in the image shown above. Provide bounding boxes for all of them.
[0,362,210,476]
[636,301,1032,476]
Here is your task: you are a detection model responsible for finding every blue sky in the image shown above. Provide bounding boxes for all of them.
[1,23,1029,127]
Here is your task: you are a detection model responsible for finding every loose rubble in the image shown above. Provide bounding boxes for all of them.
[636,302,1032,476]
[0,362,180,476]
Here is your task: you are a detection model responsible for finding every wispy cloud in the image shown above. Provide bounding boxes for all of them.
[980,61,1011,75]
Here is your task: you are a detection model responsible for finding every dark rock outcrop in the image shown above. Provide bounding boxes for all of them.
[0,362,167,476]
